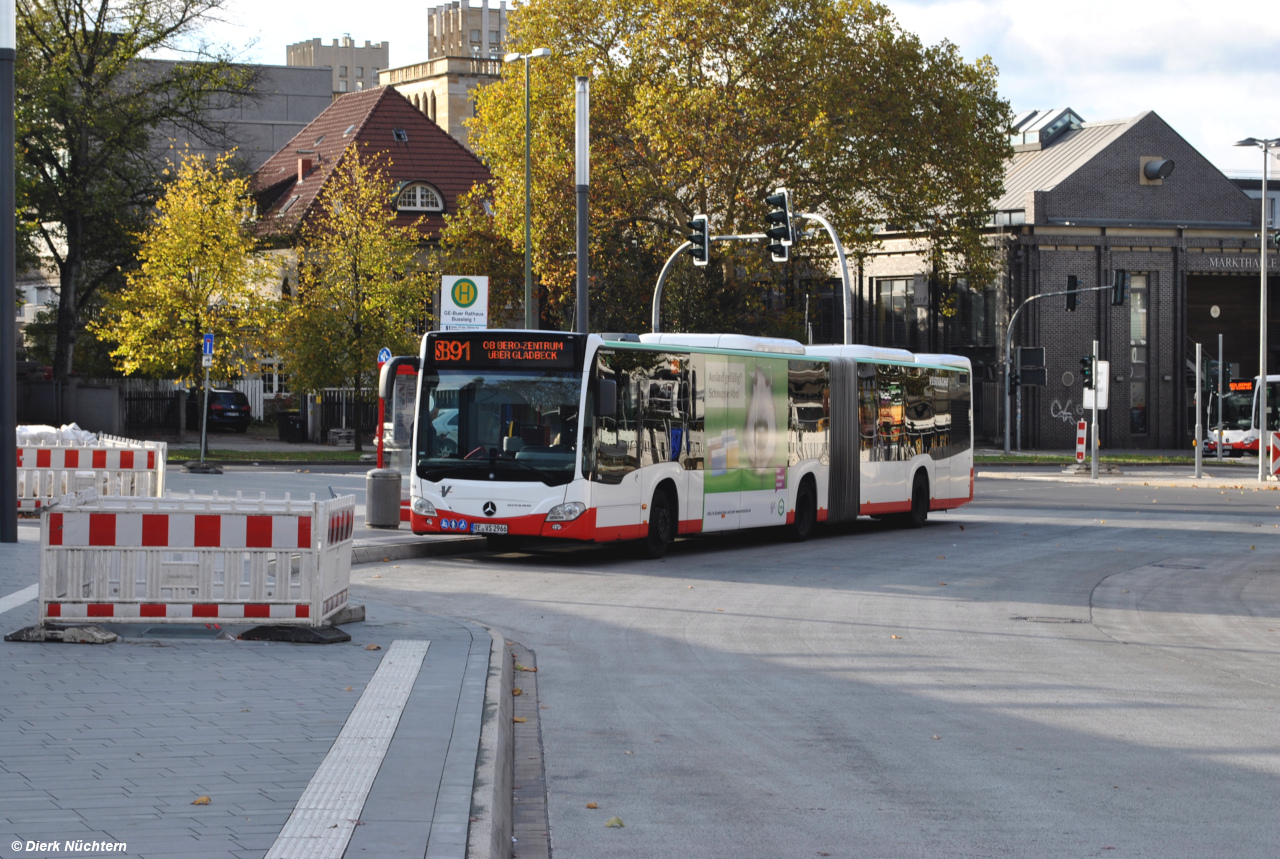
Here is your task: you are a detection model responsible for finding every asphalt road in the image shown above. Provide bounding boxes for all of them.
[346,474,1280,858]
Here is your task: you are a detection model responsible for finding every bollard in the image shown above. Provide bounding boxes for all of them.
[365,468,402,529]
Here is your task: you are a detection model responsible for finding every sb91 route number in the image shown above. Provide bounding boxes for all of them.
[434,339,471,362]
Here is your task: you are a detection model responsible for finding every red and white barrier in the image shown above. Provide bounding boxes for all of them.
[17,435,167,510]
[39,489,353,626]
[1075,421,1087,463]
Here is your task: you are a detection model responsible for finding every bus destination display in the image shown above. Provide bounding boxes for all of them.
[431,334,578,369]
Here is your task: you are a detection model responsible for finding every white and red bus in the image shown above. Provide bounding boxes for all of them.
[384,330,973,557]
[1204,375,1280,456]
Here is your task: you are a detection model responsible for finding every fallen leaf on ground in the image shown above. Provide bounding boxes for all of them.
[365,644,381,650]
[520,665,537,672]
[936,555,945,560]
[605,817,625,828]
[192,796,211,805]
[344,686,353,691]
[716,608,725,612]
[586,802,598,809]
[938,582,947,586]
[624,750,633,754]
[890,635,901,639]
[371,574,382,578]
[932,735,941,740]
[513,717,527,723]
[381,558,389,562]
[513,688,522,696]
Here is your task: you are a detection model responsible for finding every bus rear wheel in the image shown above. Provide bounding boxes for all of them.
[643,490,675,559]
[899,471,929,529]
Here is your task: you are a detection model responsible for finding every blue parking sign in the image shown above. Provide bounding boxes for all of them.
[203,333,214,356]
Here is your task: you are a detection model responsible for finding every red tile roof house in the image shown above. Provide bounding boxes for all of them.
[250,85,491,289]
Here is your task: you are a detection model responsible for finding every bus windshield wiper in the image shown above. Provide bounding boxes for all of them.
[498,455,556,484]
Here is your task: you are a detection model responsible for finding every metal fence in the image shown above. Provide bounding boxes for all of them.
[123,392,181,435]
[318,391,378,439]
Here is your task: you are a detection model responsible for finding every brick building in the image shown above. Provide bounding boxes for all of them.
[860,109,1269,450]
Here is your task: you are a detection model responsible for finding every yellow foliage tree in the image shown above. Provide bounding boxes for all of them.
[275,146,430,451]
[92,150,274,383]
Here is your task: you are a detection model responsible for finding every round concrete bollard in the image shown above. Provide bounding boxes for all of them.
[365,468,403,529]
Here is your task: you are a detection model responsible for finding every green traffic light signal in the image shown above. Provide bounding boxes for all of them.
[1080,357,1093,389]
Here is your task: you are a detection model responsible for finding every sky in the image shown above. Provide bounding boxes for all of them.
[197,0,1280,176]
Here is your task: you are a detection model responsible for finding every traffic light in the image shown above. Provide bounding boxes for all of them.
[1111,269,1130,305]
[764,188,793,263]
[1080,357,1093,389]
[1009,369,1020,388]
[1066,274,1078,312]
[686,214,709,267]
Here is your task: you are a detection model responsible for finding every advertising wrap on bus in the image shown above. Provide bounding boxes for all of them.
[703,354,789,527]
[407,330,973,558]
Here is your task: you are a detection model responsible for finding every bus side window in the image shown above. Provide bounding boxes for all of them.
[593,353,639,484]
[858,366,877,461]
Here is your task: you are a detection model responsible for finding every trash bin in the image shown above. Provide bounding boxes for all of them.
[365,469,402,529]
[278,412,307,444]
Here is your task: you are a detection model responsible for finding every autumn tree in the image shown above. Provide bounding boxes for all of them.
[90,150,274,382]
[275,147,430,452]
[440,0,1010,336]
[17,0,254,378]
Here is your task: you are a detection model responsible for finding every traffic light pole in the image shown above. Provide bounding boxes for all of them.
[1218,333,1224,462]
[1003,284,1113,455]
[1195,341,1203,479]
[1091,340,1099,480]
[650,233,765,333]
[0,2,15,543]
[796,212,854,345]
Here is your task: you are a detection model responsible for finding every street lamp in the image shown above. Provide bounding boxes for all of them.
[1234,136,1280,482]
[1,0,16,543]
[503,48,551,330]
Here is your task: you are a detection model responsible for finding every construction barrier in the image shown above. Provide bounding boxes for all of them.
[17,435,167,510]
[39,489,354,626]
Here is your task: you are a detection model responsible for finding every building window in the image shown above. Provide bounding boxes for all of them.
[339,65,348,77]
[876,278,912,348]
[489,30,500,43]
[1129,273,1149,434]
[470,29,481,42]
[337,80,348,93]
[429,92,437,121]
[356,81,364,90]
[397,183,444,212]
[356,66,363,77]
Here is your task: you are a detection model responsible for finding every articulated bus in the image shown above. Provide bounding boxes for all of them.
[382,330,973,557]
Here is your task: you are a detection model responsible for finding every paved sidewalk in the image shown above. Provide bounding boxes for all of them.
[0,528,501,859]
[979,464,1280,489]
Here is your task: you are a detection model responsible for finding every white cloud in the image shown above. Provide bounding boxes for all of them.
[889,0,1280,173]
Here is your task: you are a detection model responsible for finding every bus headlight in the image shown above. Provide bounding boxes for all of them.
[545,502,586,522]
[412,497,436,516]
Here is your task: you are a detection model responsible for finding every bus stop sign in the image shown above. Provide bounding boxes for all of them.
[377,347,392,365]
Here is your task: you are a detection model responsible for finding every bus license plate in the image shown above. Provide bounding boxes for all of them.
[472,523,507,534]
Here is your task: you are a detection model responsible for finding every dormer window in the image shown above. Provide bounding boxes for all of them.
[397,182,444,212]
[393,128,409,143]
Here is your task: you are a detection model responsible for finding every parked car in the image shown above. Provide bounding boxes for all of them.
[186,388,252,433]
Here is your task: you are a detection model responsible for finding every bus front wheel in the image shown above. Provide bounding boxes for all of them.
[644,490,675,559]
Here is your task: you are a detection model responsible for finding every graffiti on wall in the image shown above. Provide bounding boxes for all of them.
[1050,398,1085,426]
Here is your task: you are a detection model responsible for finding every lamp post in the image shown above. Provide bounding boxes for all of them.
[1234,136,1280,482]
[1,0,16,543]
[503,48,551,330]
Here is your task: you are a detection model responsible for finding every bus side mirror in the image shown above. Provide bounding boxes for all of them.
[596,379,617,418]
[379,357,421,400]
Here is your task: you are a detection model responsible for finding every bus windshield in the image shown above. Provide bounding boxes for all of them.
[417,368,582,485]
[1219,391,1253,430]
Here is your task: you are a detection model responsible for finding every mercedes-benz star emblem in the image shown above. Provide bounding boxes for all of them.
[483,501,497,517]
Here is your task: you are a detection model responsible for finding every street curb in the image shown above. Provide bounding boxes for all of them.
[467,625,514,859]
[351,536,486,565]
